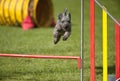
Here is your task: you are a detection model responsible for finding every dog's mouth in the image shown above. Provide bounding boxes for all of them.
[62,25,69,31]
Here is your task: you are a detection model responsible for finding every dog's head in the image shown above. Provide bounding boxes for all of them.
[58,8,71,31]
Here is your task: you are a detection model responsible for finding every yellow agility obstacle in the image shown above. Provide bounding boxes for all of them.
[0,0,53,27]
[102,7,108,81]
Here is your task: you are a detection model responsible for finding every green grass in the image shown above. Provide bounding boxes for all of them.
[0,0,120,81]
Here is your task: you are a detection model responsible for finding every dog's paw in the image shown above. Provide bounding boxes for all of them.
[63,36,68,41]
[54,40,58,44]
[54,36,61,44]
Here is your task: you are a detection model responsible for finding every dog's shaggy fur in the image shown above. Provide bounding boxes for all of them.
[53,8,71,44]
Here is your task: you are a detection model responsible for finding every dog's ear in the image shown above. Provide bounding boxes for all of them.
[64,8,68,16]
[58,13,63,20]
[68,12,71,20]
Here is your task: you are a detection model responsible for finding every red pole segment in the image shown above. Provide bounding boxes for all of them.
[0,54,81,69]
[77,58,81,69]
[115,23,120,79]
[90,0,95,81]
[0,54,80,59]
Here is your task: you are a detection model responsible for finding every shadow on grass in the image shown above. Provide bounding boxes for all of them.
[96,65,115,74]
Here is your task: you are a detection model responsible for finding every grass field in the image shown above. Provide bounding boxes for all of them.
[0,0,120,81]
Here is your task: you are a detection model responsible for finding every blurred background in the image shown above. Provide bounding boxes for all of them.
[0,0,120,81]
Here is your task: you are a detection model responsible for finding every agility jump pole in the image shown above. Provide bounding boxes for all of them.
[80,0,84,81]
[115,23,120,80]
[90,0,95,81]
[0,54,81,69]
[102,7,108,81]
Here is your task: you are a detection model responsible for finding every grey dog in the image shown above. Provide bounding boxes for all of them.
[53,8,71,44]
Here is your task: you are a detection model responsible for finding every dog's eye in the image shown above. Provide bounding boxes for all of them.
[68,20,71,23]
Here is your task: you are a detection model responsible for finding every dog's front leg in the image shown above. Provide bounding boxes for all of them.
[53,30,61,44]
[63,31,71,41]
